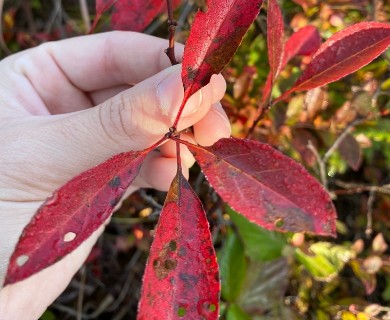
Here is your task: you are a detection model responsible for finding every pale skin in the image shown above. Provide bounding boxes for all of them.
[0,31,230,319]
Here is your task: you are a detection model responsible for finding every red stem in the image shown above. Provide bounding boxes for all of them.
[146,135,169,152]
[171,90,192,131]
[169,135,196,148]
[176,138,182,173]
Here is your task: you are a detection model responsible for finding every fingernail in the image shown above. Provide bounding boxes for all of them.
[157,65,202,118]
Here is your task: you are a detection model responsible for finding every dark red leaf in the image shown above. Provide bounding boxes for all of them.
[261,25,320,106]
[259,73,273,110]
[96,0,117,14]
[283,25,321,66]
[337,134,362,171]
[277,22,390,101]
[92,0,181,33]
[91,0,117,33]
[5,149,150,285]
[111,0,181,32]
[267,0,285,82]
[184,138,336,236]
[138,172,219,320]
[291,128,318,166]
[176,0,264,125]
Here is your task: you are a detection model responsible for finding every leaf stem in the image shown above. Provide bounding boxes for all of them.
[307,140,328,190]
[176,135,182,173]
[246,100,272,139]
[366,189,375,238]
[323,118,364,163]
[171,91,191,131]
[165,0,178,65]
[169,135,195,148]
[145,135,170,155]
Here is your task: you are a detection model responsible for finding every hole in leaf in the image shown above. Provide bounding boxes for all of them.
[209,303,217,312]
[274,218,284,228]
[164,259,177,270]
[177,306,186,317]
[63,232,76,242]
[169,240,177,251]
[16,255,29,267]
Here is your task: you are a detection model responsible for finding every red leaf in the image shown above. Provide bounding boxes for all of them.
[267,0,285,82]
[337,133,362,171]
[261,25,320,106]
[259,73,273,110]
[184,138,336,236]
[92,0,181,33]
[91,0,117,33]
[283,25,321,66]
[277,22,390,101]
[176,0,264,125]
[111,0,181,32]
[138,172,219,320]
[5,149,150,285]
[96,0,117,14]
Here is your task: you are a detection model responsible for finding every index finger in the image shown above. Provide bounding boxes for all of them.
[42,31,184,91]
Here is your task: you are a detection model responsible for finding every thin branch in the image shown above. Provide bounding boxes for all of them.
[45,0,62,34]
[176,0,194,34]
[22,0,37,35]
[138,189,163,210]
[53,295,115,319]
[165,0,178,65]
[307,118,365,191]
[145,14,167,34]
[246,101,271,139]
[105,250,142,312]
[334,180,390,195]
[323,118,364,163]
[76,266,86,320]
[366,189,376,238]
[78,0,91,33]
[333,180,390,238]
[307,140,328,190]
[371,0,378,21]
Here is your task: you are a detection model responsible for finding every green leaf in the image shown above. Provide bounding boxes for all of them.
[227,304,252,320]
[238,258,289,315]
[218,230,247,302]
[39,310,56,320]
[383,277,390,301]
[350,260,377,295]
[228,207,287,261]
[295,242,353,281]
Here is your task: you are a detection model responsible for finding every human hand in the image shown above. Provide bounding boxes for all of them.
[0,31,230,319]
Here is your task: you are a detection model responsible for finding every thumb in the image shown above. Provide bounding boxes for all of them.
[92,64,224,150]
[16,65,225,187]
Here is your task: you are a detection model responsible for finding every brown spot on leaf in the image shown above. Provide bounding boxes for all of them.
[205,27,247,74]
[164,259,177,270]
